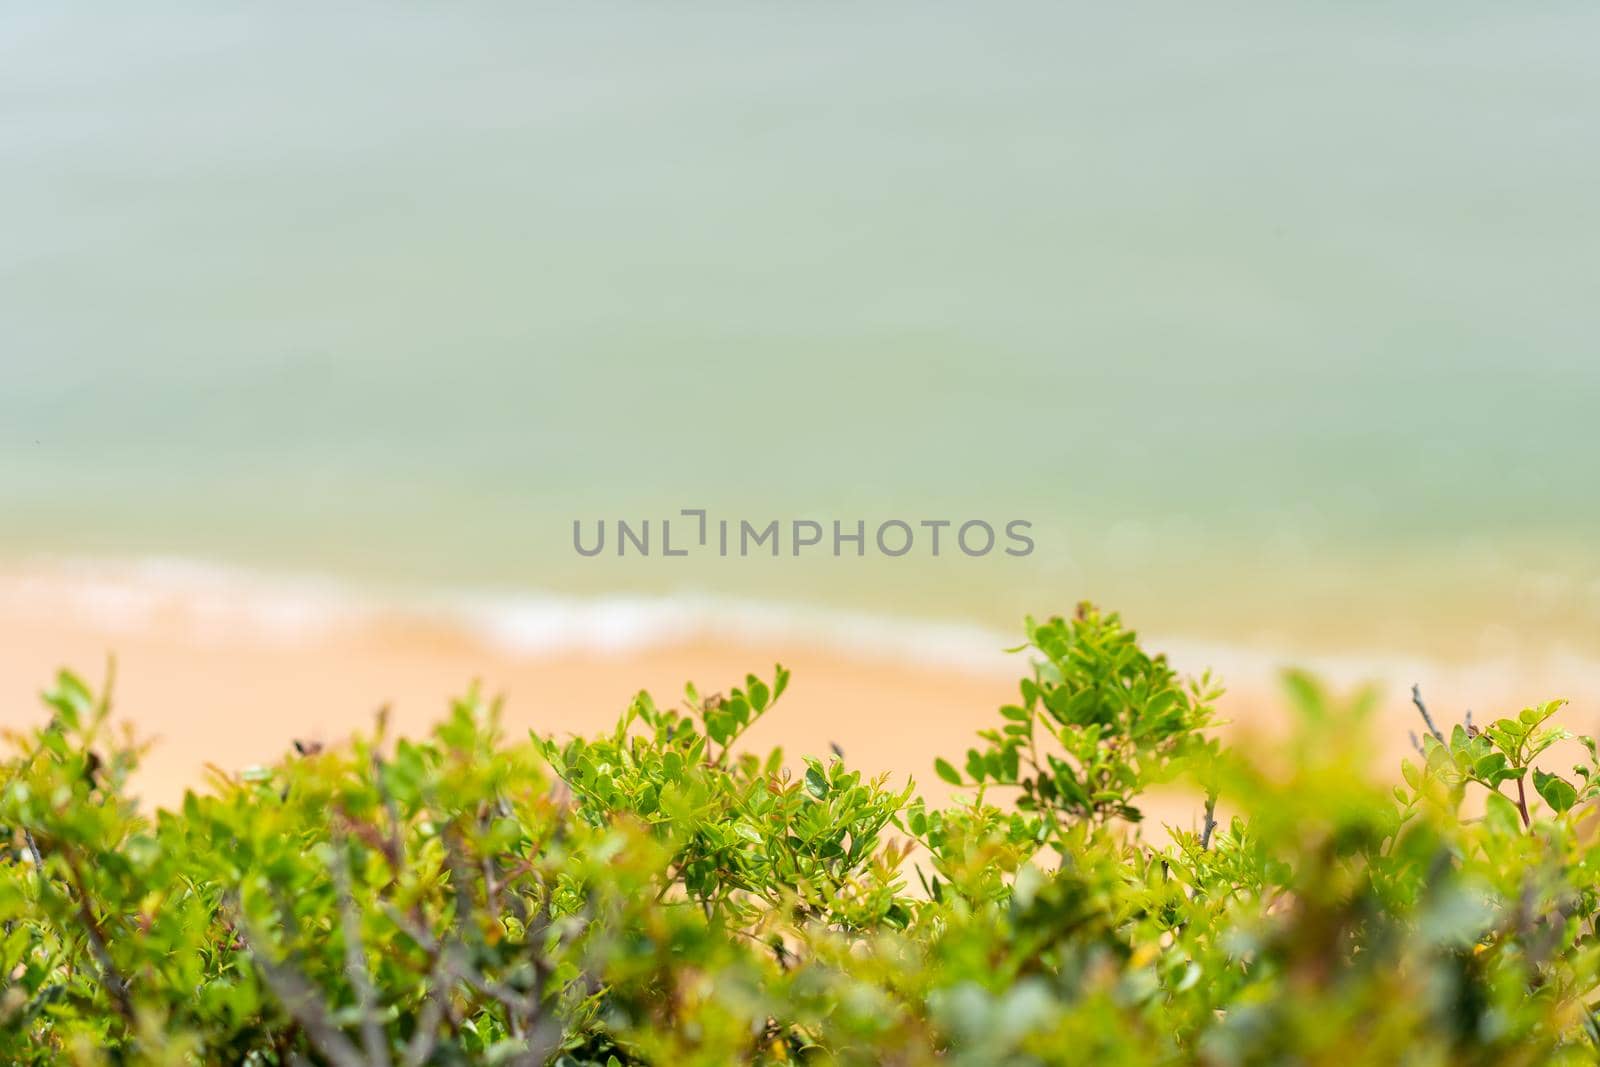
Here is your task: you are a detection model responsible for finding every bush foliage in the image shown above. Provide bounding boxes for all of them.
[3,604,1599,1064]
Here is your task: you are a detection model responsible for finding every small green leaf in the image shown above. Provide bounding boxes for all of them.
[933,758,962,786]
[1483,790,1523,836]
[1473,752,1508,782]
[705,712,732,745]
[1533,768,1578,814]
[1400,760,1420,790]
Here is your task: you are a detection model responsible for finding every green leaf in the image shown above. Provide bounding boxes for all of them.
[1400,759,1420,790]
[1472,752,1508,782]
[1527,727,1572,761]
[42,670,93,730]
[804,766,828,800]
[1483,790,1523,836]
[1533,768,1578,814]
[704,711,732,745]
[933,758,962,786]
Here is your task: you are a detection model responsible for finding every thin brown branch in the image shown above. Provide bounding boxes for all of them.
[229,894,371,1067]
[1199,792,1218,851]
[1411,684,1446,745]
[400,954,451,1067]
[252,949,372,1067]
[384,906,531,1018]
[331,841,393,1067]
[21,827,45,880]
[59,850,135,1025]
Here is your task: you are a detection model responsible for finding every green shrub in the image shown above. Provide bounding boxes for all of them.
[3,604,1598,1064]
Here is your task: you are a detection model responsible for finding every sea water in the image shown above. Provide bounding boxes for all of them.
[3,3,1597,662]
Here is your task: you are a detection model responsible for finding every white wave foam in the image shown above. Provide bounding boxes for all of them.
[447,589,1018,673]
[0,556,369,646]
[0,555,1020,669]
[2,554,1597,697]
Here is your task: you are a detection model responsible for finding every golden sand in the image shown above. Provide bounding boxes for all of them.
[2,563,1593,829]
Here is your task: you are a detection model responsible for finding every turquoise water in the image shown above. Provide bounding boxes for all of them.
[3,4,1598,657]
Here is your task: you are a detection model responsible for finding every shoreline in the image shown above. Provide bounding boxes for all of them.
[2,556,1594,813]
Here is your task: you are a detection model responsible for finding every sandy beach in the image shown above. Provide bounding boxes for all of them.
[3,560,1596,824]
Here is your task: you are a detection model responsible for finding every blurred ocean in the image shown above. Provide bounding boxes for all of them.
[3,3,1598,662]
